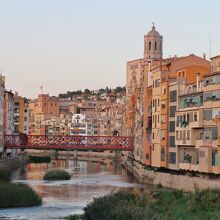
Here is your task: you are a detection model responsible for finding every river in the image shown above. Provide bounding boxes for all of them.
[0,158,143,220]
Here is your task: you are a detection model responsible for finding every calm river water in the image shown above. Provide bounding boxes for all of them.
[0,158,142,220]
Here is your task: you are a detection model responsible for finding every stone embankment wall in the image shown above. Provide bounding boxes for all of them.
[122,157,220,192]
[26,149,116,161]
[0,155,29,171]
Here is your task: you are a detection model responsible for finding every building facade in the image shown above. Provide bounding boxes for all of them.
[14,93,29,135]
[4,90,14,135]
[0,76,5,156]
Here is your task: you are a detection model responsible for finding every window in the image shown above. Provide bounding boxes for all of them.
[176,130,179,140]
[146,154,149,160]
[158,115,160,123]
[169,121,175,132]
[194,112,197,121]
[212,150,218,166]
[161,115,166,124]
[155,42,157,51]
[158,99,160,107]
[161,147,165,161]
[155,79,160,87]
[180,130,183,140]
[204,109,212,120]
[149,41,152,51]
[162,85,166,95]
[190,112,193,122]
[187,130,190,140]
[169,136,175,147]
[176,116,179,127]
[169,152,176,164]
[186,113,190,123]
[169,106,176,117]
[170,90,177,102]
[161,100,166,109]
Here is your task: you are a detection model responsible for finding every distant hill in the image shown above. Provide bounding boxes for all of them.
[58,86,125,99]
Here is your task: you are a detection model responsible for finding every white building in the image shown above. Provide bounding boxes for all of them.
[0,76,5,156]
[70,114,92,136]
[4,90,14,135]
[24,104,29,135]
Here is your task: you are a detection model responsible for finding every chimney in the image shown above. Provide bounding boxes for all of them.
[203,53,206,60]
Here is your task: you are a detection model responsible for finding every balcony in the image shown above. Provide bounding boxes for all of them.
[179,163,199,171]
[176,137,196,146]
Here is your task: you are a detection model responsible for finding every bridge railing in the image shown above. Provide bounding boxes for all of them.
[4,135,133,151]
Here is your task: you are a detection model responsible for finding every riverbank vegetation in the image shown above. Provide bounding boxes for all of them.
[43,169,71,181]
[66,188,220,220]
[0,170,11,181]
[29,155,51,163]
[0,182,42,208]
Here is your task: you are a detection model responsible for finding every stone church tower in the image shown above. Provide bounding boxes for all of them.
[126,24,163,96]
[144,23,163,61]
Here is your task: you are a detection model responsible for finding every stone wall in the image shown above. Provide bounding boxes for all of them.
[0,155,29,171]
[122,158,220,192]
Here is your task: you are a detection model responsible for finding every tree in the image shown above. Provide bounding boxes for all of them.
[76,90,82,95]
[84,89,90,94]
[115,86,123,93]
[99,88,105,94]
[105,86,111,94]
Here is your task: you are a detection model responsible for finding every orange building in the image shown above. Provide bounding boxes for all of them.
[29,94,60,135]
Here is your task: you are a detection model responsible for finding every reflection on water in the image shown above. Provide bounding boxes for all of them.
[0,159,140,220]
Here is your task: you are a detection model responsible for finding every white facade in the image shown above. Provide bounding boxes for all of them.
[4,91,14,135]
[70,114,92,136]
[24,105,29,135]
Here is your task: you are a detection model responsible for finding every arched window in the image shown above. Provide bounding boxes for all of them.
[149,41,151,51]
[155,42,157,51]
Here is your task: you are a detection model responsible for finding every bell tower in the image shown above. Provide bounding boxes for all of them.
[144,23,163,61]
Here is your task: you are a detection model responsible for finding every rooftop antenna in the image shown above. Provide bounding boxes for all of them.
[40,86,43,94]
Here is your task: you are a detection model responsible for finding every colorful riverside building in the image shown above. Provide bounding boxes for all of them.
[151,55,210,169]
[4,90,14,135]
[175,55,220,174]
[0,75,5,157]
[14,93,29,135]
[124,24,217,173]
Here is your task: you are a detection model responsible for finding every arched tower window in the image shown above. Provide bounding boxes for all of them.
[155,42,157,51]
[149,41,151,51]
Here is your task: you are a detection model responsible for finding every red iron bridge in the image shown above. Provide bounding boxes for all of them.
[4,134,133,151]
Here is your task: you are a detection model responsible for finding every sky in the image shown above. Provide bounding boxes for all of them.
[0,0,219,98]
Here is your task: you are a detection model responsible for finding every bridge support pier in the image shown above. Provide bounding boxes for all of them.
[55,149,59,159]
[73,150,78,159]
